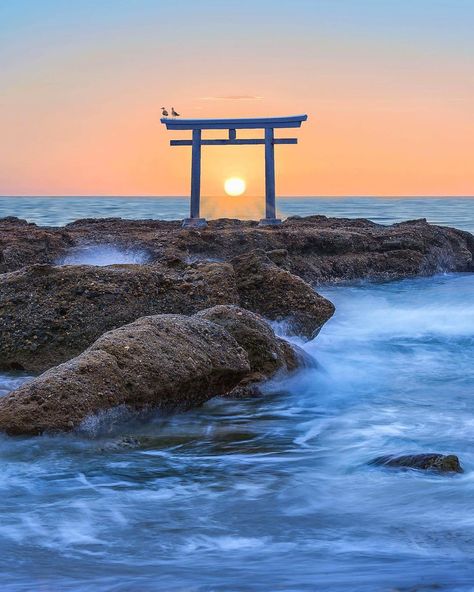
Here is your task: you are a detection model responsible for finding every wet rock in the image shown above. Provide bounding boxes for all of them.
[196,305,298,375]
[196,305,299,397]
[0,252,332,372]
[99,436,141,451]
[224,373,267,399]
[0,314,250,436]
[0,217,72,273]
[230,249,335,338]
[0,262,239,372]
[2,216,472,282]
[371,453,463,474]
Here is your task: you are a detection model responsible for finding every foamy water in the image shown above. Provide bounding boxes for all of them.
[1,273,473,590]
[57,244,150,266]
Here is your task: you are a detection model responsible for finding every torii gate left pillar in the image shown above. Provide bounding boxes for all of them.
[160,114,308,228]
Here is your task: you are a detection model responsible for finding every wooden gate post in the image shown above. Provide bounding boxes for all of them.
[259,127,281,226]
[183,129,207,228]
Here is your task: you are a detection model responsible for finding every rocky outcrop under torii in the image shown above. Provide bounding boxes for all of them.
[0,307,300,436]
[0,253,333,373]
[1,215,473,281]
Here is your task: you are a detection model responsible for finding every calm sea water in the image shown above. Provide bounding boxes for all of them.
[0,196,473,232]
[1,198,474,591]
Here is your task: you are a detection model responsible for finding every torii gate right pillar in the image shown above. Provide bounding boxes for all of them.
[259,127,281,226]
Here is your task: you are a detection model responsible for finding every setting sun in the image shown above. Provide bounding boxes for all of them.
[224,177,246,197]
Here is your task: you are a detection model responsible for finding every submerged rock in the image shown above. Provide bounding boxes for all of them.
[371,453,463,474]
[0,314,250,436]
[230,249,335,338]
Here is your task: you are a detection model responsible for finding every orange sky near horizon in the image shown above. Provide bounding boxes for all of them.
[1,0,473,197]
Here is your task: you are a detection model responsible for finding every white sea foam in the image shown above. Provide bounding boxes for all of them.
[57,244,150,266]
[0,374,32,397]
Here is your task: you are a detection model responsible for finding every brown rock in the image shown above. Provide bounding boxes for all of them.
[0,261,239,372]
[0,314,250,435]
[2,215,472,282]
[196,305,298,375]
[0,217,72,273]
[371,453,463,474]
[196,305,301,397]
[230,249,335,338]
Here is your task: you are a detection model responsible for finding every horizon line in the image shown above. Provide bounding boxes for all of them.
[1,195,474,199]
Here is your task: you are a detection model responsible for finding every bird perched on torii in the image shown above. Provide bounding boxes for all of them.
[161,107,180,119]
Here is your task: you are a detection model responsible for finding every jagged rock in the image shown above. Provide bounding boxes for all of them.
[230,249,335,338]
[196,305,298,375]
[2,216,472,281]
[0,217,72,273]
[196,305,299,397]
[0,253,332,372]
[370,453,463,474]
[0,314,250,436]
[0,261,239,372]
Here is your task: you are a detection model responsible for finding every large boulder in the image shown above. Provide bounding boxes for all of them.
[230,249,335,338]
[0,261,239,372]
[0,253,334,373]
[0,314,250,436]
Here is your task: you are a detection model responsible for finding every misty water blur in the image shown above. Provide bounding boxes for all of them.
[201,195,265,220]
[1,273,473,590]
[57,244,150,266]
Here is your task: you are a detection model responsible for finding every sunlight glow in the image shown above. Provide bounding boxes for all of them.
[224,177,246,197]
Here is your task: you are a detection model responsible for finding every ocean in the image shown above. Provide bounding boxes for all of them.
[1,195,473,232]
[0,197,473,591]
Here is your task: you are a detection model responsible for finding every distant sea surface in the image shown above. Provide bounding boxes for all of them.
[0,196,473,232]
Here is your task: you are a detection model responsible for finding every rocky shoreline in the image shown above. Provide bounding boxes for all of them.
[0,214,473,438]
[2,214,473,280]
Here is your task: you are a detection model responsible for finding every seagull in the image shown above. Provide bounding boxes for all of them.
[171,107,180,118]
[161,107,169,117]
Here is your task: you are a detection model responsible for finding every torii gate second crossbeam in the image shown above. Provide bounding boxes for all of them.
[160,114,308,228]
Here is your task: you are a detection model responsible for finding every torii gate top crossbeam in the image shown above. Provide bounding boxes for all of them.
[160,114,307,130]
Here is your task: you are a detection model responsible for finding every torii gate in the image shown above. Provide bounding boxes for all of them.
[160,114,308,228]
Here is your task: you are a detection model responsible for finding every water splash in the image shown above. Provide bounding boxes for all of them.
[57,244,150,266]
[0,374,31,397]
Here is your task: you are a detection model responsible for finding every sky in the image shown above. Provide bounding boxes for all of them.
[1,0,473,197]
